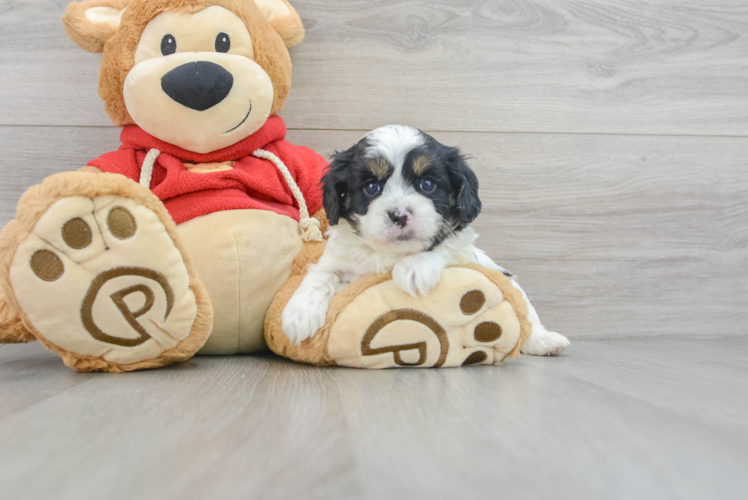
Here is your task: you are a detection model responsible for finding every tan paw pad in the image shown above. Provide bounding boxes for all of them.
[10,196,198,365]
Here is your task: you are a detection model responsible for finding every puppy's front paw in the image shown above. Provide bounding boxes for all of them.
[282,292,329,345]
[393,254,443,297]
[521,329,570,356]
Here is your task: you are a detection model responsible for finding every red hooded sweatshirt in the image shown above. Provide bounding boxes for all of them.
[88,116,327,225]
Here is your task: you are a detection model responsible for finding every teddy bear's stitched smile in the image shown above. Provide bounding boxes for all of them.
[224,101,253,134]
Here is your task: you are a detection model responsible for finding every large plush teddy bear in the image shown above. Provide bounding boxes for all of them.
[0,0,563,372]
[0,0,329,371]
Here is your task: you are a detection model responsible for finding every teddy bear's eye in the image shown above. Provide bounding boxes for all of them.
[215,33,230,53]
[161,34,177,56]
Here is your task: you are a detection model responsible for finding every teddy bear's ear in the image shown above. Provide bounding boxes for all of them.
[62,0,130,53]
[254,0,305,47]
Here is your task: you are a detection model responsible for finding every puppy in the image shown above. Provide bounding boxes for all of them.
[282,125,569,356]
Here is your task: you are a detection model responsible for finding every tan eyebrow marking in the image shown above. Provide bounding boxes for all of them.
[366,157,392,178]
[412,155,430,175]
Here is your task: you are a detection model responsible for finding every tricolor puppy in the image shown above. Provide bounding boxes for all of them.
[282,125,570,356]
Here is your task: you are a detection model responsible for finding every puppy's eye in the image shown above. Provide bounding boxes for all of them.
[419,178,436,193]
[364,181,381,196]
[215,32,230,53]
[161,34,177,56]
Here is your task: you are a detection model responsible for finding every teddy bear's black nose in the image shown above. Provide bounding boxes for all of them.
[161,61,234,111]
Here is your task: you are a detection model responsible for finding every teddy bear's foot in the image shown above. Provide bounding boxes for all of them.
[325,266,529,368]
[262,263,532,369]
[0,172,212,372]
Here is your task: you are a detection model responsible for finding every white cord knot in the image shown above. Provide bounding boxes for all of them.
[299,217,323,242]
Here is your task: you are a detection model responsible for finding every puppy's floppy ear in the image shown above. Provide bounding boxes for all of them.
[62,0,130,53]
[254,0,305,47]
[322,147,357,226]
[444,147,482,226]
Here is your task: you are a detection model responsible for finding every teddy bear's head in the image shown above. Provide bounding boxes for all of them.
[63,0,304,153]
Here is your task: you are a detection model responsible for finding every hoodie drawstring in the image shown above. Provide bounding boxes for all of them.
[139,148,323,242]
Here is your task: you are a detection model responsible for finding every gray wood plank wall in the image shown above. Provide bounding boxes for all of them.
[1,0,746,340]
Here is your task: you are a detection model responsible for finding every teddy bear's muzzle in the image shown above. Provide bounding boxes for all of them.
[160,61,234,112]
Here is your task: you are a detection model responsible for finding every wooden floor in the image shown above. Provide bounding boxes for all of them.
[1,0,747,498]
[2,338,748,500]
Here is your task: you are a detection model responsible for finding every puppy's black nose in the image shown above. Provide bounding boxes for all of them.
[161,61,233,111]
[388,211,409,228]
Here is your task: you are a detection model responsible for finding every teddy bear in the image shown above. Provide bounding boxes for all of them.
[0,0,566,372]
[0,0,329,371]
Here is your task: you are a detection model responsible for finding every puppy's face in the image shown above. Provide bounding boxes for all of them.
[323,125,482,253]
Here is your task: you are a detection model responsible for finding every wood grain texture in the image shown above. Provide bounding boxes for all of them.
[1,338,748,500]
[2,126,745,339]
[1,1,747,135]
[0,340,94,420]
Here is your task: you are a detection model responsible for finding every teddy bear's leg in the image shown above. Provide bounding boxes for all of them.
[177,209,303,355]
[0,172,212,372]
[0,291,36,343]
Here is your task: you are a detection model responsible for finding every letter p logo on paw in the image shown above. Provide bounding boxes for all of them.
[81,267,175,347]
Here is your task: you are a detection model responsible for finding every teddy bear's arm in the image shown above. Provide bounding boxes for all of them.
[0,240,36,343]
[0,292,35,343]
[311,207,329,235]
[78,166,104,174]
